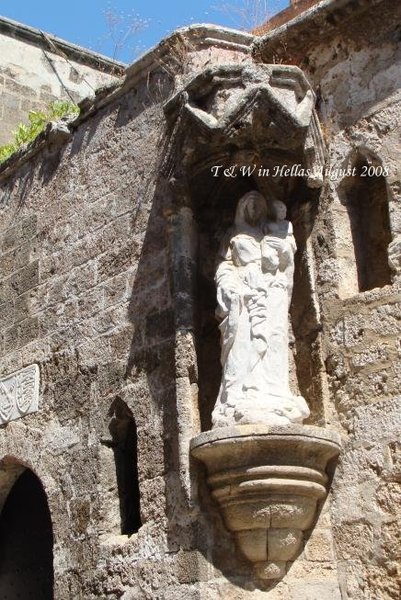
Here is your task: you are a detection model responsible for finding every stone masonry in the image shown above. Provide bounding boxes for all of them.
[0,15,124,145]
[0,1,400,598]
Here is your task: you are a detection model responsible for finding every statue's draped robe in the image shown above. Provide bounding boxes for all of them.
[213,216,309,428]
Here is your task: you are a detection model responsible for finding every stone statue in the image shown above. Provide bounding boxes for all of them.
[212,191,310,428]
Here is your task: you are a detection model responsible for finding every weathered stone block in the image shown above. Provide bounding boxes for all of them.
[176,550,211,584]
[3,323,19,354]
[9,261,39,296]
[0,242,31,277]
[333,521,373,561]
[0,298,14,325]
[5,78,36,97]
[18,316,39,347]
[304,529,335,562]
[288,580,341,600]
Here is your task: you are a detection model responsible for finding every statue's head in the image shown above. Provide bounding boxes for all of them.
[272,200,287,221]
[235,191,267,228]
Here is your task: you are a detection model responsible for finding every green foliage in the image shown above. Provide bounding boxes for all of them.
[0,142,17,164]
[0,100,79,165]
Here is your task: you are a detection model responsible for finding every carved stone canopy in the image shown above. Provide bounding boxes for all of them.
[164,63,325,188]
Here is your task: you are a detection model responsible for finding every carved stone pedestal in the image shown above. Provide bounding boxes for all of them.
[191,424,341,579]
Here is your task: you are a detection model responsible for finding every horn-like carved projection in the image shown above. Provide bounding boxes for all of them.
[164,63,325,188]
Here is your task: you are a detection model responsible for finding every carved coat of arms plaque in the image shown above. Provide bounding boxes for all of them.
[0,364,39,425]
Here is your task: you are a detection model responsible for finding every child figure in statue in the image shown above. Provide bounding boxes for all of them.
[212,191,310,428]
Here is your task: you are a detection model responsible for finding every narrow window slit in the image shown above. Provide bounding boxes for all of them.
[108,398,141,535]
[338,155,392,296]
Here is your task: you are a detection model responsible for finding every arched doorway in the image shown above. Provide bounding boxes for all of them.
[0,468,54,599]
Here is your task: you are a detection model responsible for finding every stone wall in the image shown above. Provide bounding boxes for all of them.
[0,63,177,597]
[256,1,401,597]
[0,2,400,598]
[0,16,124,146]
[2,26,321,600]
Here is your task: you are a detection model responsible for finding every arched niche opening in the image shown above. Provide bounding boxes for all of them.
[102,398,142,536]
[337,153,392,297]
[187,159,323,430]
[0,462,54,599]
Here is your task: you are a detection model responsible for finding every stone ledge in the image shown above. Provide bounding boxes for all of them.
[191,423,342,450]
[0,24,254,183]
[253,0,386,62]
[0,14,125,74]
[191,424,342,580]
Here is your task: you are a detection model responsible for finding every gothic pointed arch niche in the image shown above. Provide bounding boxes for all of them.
[164,62,327,430]
[165,62,341,581]
[0,459,54,599]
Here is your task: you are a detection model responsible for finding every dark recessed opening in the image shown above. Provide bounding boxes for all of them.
[109,398,142,535]
[0,468,54,599]
[340,157,392,293]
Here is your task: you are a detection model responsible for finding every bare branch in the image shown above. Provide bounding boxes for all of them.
[101,3,150,61]
[213,0,284,31]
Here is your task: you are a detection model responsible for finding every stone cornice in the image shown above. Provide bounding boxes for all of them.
[0,14,125,74]
[77,25,254,116]
[0,25,254,182]
[253,0,386,62]
[124,24,254,81]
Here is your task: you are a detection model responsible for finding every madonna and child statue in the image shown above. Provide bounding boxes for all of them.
[212,191,310,428]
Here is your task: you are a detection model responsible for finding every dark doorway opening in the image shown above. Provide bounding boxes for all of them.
[0,469,54,599]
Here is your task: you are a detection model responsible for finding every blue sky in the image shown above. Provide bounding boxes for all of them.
[0,1,289,64]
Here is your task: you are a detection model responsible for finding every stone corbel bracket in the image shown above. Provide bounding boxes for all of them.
[191,424,341,580]
[163,63,325,187]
